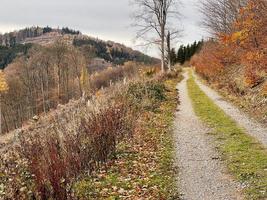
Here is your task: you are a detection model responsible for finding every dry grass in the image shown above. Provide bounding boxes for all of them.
[0,67,180,200]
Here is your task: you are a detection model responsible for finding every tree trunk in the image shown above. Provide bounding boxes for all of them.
[167,31,171,71]
[161,28,165,73]
[168,55,171,71]
[57,66,61,104]
[2,112,9,133]
[40,75,46,113]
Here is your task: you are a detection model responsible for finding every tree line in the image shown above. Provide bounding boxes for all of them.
[0,44,32,69]
[175,41,203,65]
[0,38,151,134]
[166,41,203,66]
[73,37,158,65]
[0,26,81,47]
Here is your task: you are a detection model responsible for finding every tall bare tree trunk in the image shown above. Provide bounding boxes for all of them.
[40,75,46,113]
[2,112,9,133]
[45,65,50,110]
[133,0,181,74]
[167,31,171,71]
[57,66,61,104]
[161,27,165,73]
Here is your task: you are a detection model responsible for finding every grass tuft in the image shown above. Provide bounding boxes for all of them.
[187,70,267,200]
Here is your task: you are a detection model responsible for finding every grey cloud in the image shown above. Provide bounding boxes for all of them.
[0,0,206,57]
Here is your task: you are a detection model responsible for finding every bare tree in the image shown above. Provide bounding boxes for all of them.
[166,31,172,71]
[69,46,87,97]
[0,43,89,134]
[132,0,181,72]
[51,40,69,104]
[200,0,247,35]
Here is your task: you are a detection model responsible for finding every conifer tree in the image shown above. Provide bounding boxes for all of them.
[175,41,203,65]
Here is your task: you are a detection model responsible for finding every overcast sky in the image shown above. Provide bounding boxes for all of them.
[0,0,207,57]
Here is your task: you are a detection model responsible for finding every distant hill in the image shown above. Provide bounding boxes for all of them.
[0,44,32,69]
[0,26,158,69]
[0,26,80,47]
[73,35,158,65]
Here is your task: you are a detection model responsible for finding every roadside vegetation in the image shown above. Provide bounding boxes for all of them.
[1,47,142,134]
[187,71,267,200]
[74,71,181,199]
[0,66,181,199]
[191,0,267,123]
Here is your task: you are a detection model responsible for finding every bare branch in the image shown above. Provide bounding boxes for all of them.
[131,0,182,72]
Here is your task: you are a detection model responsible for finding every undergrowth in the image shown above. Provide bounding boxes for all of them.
[187,70,267,200]
[0,69,182,200]
[73,74,181,199]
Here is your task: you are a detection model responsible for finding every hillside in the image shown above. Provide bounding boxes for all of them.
[0,27,158,135]
[1,1,267,200]
[0,26,158,69]
[0,26,79,47]
[0,44,32,69]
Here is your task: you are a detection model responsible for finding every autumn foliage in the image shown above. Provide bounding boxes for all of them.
[191,41,238,80]
[0,68,171,199]
[0,70,8,92]
[0,42,140,134]
[192,0,267,90]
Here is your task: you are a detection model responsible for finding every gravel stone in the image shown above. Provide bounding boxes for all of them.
[194,73,267,148]
[174,72,243,200]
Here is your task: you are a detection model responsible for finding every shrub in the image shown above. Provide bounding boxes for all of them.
[89,62,139,92]
[0,72,170,199]
[16,97,133,199]
[126,81,166,111]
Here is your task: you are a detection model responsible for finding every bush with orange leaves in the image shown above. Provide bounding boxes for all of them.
[191,40,239,82]
[222,0,267,87]
[193,0,267,89]
[192,0,267,123]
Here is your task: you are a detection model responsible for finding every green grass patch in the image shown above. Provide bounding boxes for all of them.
[187,71,267,200]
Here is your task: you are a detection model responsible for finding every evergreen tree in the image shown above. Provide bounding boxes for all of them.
[175,40,203,65]
[184,45,190,61]
[177,45,185,64]
[170,48,177,66]
[43,26,53,34]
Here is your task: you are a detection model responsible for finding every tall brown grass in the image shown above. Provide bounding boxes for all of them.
[0,65,170,200]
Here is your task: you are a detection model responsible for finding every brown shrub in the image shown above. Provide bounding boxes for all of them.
[16,97,133,199]
[89,62,140,92]
[0,67,168,200]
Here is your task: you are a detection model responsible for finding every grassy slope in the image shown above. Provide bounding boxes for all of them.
[187,71,267,200]
[73,77,181,199]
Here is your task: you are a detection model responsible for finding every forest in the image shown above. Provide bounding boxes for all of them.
[0,26,80,47]
[73,37,157,65]
[175,41,203,65]
[0,44,32,69]
[0,24,158,134]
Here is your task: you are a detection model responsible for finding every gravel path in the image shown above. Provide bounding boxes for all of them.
[194,73,267,148]
[174,72,243,200]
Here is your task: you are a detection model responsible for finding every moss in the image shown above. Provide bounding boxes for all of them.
[187,70,267,200]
